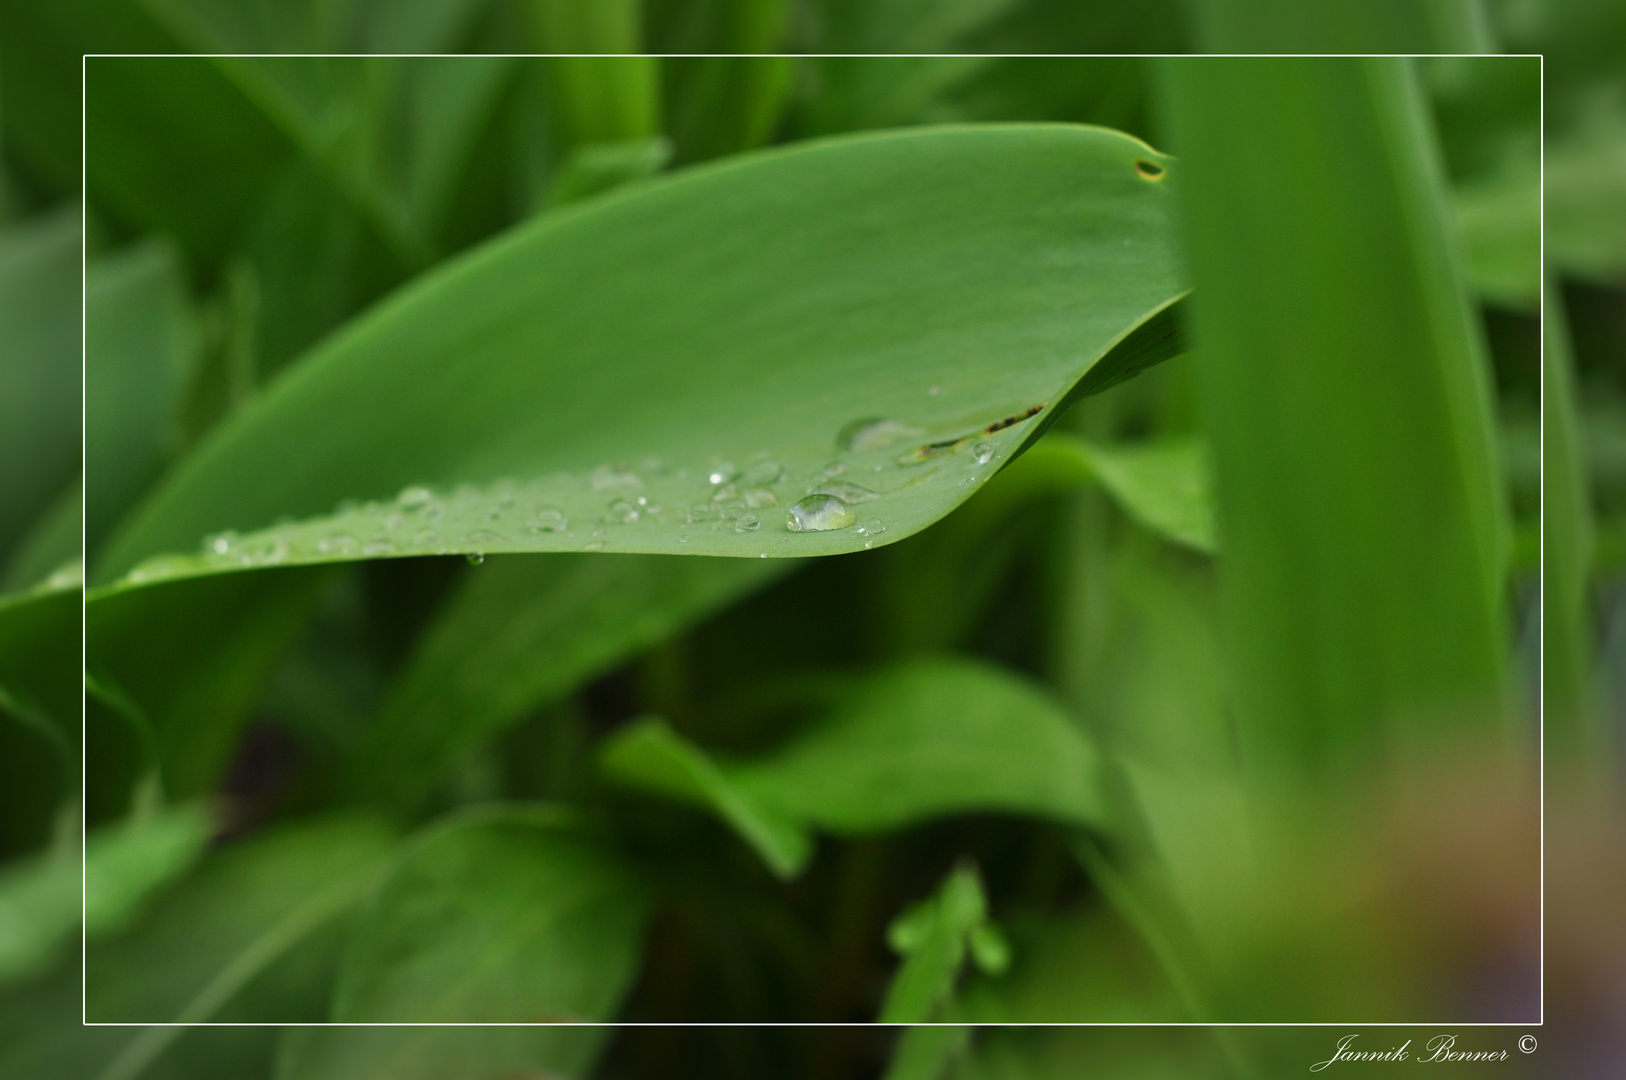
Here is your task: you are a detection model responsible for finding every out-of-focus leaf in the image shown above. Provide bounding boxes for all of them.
[362,553,787,808]
[91,125,1186,588]
[1453,164,1540,309]
[884,1024,972,1080]
[0,844,77,986]
[1543,279,1597,762]
[955,1026,1227,1080]
[1055,436,1215,554]
[62,813,393,1080]
[86,238,201,553]
[544,137,672,208]
[879,862,1003,1023]
[2,482,81,594]
[531,4,659,148]
[650,1,792,164]
[602,658,1111,877]
[0,584,81,758]
[275,806,647,1078]
[1546,115,1626,285]
[349,0,494,52]
[0,210,80,570]
[87,568,334,800]
[1160,57,1509,771]
[1189,0,1494,52]
[84,802,215,938]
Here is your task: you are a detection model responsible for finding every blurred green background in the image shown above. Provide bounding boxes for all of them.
[0,0,1622,1077]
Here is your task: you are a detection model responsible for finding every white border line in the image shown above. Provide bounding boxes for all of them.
[76,51,1546,1034]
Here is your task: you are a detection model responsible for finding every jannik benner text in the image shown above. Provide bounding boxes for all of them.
[1312,1035,1511,1070]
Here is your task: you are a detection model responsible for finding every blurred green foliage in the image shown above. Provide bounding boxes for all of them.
[0,0,1617,1077]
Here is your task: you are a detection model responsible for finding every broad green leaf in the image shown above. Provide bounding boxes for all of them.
[879,862,1003,1023]
[86,237,202,552]
[0,210,80,570]
[92,124,1186,590]
[1160,57,1509,771]
[362,553,788,808]
[87,568,335,800]
[1053,436,1215,554]
[602,657,1111,876]
[276,806,648,1078]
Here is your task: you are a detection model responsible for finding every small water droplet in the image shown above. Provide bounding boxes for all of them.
[787,494,855,532]
[318,533,356,554]
[582,539,605,551]
[206,531,238,555]
[397,485,434,508]
[812,480,879,503]
[603,498,640,524]
[529,507,568,533]
[735,514,761,532]
[707,462,737,486]
[720,502,747,520]
[745,486,777,508]
[865,539,875,549]
[363,537,396,556]
[973,441,994,465]
[862,518,885,537]
[464,528,504,545]
[928,385,941,397]
[710,483,741,503]
[685,503,716,524]
[414,529,441,547]
[679,534,689,543]
[467,552,485,565]
[742,457,782,485]
[837,418,923,453]
[815,461,849,480]
[759,552,767,558]
[383,512,406,530]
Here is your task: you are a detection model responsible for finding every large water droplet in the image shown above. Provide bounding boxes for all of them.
[787,494,855,532]
[812,480,879,504]
[735,514,761,533]
[530,507,568,533]
[973,441,994,465]
[838,417,923,453]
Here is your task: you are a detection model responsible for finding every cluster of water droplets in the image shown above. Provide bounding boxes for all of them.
[113,393,1039,588]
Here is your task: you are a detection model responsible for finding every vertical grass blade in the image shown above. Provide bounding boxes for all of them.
[1160,58,1509,773]
[1191,0,1495,53]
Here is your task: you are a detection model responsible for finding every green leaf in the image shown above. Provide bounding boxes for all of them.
[879,862,993,1023]
[1053,435,1215,554]
[92,124,1185,589]
[87,568,335,800]
[1159,57,1510,770]
[0,210,80,570]
[1452,164,1540,309]
[84,802,215,939]
[1545,114,1626,285]
[1189,0,1494,52]
[2,481,82,594]
[601,657,1111,877]
[86,238,202,552]
[363,553,788,808]
[275,806,648,1078]
[0,844,78,986]
[544,136,672,209]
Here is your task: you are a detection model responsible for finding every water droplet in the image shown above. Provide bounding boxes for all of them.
[973,441,994,465]
[742,457,782,485]
[685,503,716,524]
[589,465,643,493]
[582,539,605,551]
[255,541,290,565]
[363,537,396,556]
[745,486,777,508]
[928,385,941,397]
[530,507,568,533]
[710,483,741,504]
[837,417,923,453]
[787,494,855,532]
[464,528,504,545]
[759,552,767,558]
[397,485,434,508]
[423,503,446,521]
[206,531,238,555]
[678,534,689,543]
[414,529,441,547]
[864,539,875,549]
[318,533,356,554]
[467,552,485,565]
[603,498,640,524]
[862,519,885,537]
[707,462,737,485]
[735,514,761,532]
[383,512,406,530]
[815,461,849,480]
[720,502,747,520]
[812,480,879,503]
